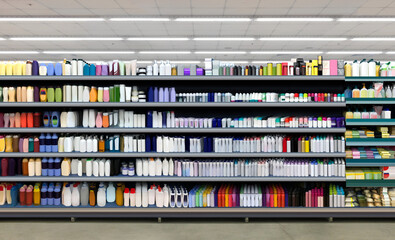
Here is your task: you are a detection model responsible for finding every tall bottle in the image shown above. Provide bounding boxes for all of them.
[368,85,375,98]
[165,60,171,76]
[317,56,323,75]
[360,83,368,98]
[153,60,159,76]
[80,182,89,206]
[352,86,360,98]
[159,61,165,75]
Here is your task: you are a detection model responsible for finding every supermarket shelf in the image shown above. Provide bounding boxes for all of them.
[346,138,395,146]
[0,75,345,81]
[1,207,395,218]
[346,159,395,166]
[345,77,395,82]
[346,98,395,104]
[346,180,395,187]
[0,102,346,108]
[0,127,346,134]
[0,152,346,158]
[0,176,345,182]
[346,119,395,126]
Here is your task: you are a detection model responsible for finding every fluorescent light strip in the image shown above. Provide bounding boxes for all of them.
[109,18,170,22]
[259,37,347,41]
[10,37,123,41]
[256,18,333,22]
[338,18,395,22]
[351,38,395,41]
[385,52,395,54]
[195,51,247,54]
[326,51,383,54]
[139,51,191,54]
[175,18,251,22]
[169,61,201,64]
[0,38,5,41]
[0,18,104,22]
[127,37,189,41]
[251,51,323,54]
[194,37,255,41]
[43,51,135,54]
[0,51,39,54]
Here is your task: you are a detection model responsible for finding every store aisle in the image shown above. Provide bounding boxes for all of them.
[1,219,395,240]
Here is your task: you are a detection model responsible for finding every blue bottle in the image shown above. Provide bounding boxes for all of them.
[47,63,55,76]
[41,158,48,176]
[41,183,48,206]
[83,63,90,76]
[47,183,54,205]
[48,158,54,176]
[54,158,61,176]
[54,63,62,76]
[45,133,52,152]
[89,64,96,76]
[51,133,58,152]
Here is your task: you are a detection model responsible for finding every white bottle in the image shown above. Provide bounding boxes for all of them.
[71,59,77,76]
[162,184,169,207]
[97,186,107,207]
[153,60,159,76]
[360,59,368,76]
[99,159,105,176]
[352,60,360,77]
[162,158,169,176]
[159,61,165,75]
[149,158,156,176]
[93,159,99,177]
[85,159,92,176]
[135,183,142,207]
[165,60,171,76]
[143,158,149,176]
[136,158,143,176]
[141,183,148,207]
[105,160,111,177]
[148,185,155,205]
[77,160,83,176]
[156,187,164,207]
[368,60,376,76]
[106,183,116,203]
[155,158,162,176]
[63,184,72,207]
[71,184,80,207]
[169,158,174,176]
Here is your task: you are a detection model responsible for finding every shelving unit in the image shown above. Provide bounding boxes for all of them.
[346,119,395,126]
[346,138,395,146]
[346,159,395,166]
[0,152,346,158]
[0,75,345,81]
[346,98,395,105]
[0,127,346,134]
[0,102,346,108]
[345,77,395,82]
[1,207,395,219]
[346,180,395,187]
[0,176,345,182]
[0,74,348,218]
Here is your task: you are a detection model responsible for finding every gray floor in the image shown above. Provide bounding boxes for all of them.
[0,218,394,240]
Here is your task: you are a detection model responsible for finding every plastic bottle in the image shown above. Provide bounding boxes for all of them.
[360,83,368,98]
[368,85,375,98]
[352,86,360,98]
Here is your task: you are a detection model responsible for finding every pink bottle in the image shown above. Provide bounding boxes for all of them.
[103,88,110,102]
[96,64,102,76]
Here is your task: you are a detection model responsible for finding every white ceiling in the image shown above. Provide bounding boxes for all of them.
[1,0,395,61]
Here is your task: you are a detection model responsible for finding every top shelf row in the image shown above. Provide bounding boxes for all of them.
[1,76,395,81]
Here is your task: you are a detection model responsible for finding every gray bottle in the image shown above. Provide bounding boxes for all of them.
[80,182,90,206]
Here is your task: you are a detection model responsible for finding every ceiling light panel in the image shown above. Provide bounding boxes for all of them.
[255,18,333,22]
[259,37,347,41]
[175,18,251,22]
[0,18,105,22]
[194,37,255,41]
[10,37,123,41]
[127,37,189,41]
[109,18,170,21]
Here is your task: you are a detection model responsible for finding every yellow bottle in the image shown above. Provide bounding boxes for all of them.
[312,60,318,75]
[171,67,177,75]
[5,62,13,75]
[33,183,41,206]
[5,135,13,152]
[22,62,26,75]
[360,83,368,98]
[15,62,23,75]
[345,110,354,119]
[268,63,273,75]
[305,138,310,152]
[0,62,5,75]
[345,63,352,76]
[276,63,282,75]
[116,183,124,206]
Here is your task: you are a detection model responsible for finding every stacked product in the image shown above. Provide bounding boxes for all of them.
[345,106,391,119]
[345,83,395,99]
[0,56,342,77]
[0,111,345,129]
[346,147,395,159]
[345,127,394,139]
[0,182,345,208]
[345,187,395,207]
[344,59,395,77]
[346,168,382,180]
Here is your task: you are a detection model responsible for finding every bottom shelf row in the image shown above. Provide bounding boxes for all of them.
[0,181,387,209]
